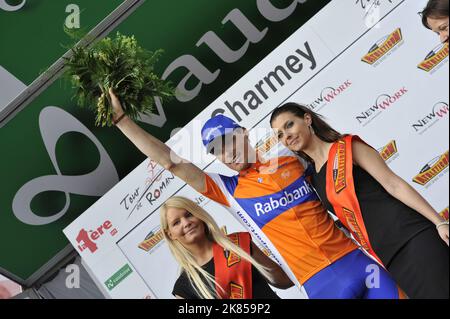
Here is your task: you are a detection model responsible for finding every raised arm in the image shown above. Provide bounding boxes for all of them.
[251,242,294,289]
[352,139,449,245]
[109,89,207,193]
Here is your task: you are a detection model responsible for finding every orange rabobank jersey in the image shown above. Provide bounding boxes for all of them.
[203,155,357,284]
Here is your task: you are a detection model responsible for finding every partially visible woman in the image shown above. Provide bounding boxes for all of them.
[160,196,293,299]
[421,0,449,43]
[271,103,449,299]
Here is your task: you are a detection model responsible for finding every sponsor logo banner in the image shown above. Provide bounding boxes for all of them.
[413,151,449,186]
[104,264,133,291]
[138,227,165,253]
[333,141,347,193]
[76,220,118,254]
[362,28,403,66]
[440,207,449,221]
[225,234,241,268]
[343,207,369,251]
[378,140,399,163]
[418,43,449,73]
[230,282,244,299]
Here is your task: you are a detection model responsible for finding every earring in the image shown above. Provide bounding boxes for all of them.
[309,125,315,135]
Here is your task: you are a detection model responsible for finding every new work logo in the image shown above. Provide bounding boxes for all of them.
[309,80,352,112]
[412,102,449,135]
[355,87,408,126]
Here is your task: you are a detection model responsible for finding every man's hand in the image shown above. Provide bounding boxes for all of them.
[109,88,125,122]
[106,87,207,194]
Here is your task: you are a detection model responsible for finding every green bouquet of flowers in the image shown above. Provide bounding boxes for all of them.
[64,32,174,127]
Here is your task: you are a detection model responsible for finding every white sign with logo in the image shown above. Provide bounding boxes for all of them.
[64,0,448,299]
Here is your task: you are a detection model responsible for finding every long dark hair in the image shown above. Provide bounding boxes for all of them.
[421,0,449,29]
[270,102,344,163]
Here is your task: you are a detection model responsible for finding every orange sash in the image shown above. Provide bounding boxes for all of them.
[326,135,384,266]
[213,232,253,299]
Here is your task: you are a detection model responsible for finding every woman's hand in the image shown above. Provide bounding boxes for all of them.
[108,88,125,122]
[437,224,449,246]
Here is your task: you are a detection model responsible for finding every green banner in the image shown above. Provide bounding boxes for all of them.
[0,0,125,84]
[0,0,331,284]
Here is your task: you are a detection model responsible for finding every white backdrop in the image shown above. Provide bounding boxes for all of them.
[64,0,449,299]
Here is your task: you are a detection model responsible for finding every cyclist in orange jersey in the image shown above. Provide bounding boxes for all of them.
[109,89,404,299]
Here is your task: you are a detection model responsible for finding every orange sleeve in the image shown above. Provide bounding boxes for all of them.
[202,174,231,207]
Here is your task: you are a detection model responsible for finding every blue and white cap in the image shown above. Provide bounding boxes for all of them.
[201,115,242,152]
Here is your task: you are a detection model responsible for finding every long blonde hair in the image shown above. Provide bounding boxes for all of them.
[160,196,273,299]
